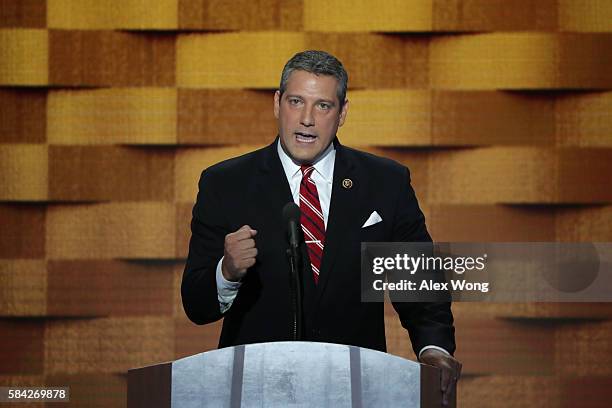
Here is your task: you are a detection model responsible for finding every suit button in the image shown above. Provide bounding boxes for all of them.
[312,328,320,336]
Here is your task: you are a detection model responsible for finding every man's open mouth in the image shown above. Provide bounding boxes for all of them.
[295,132,317,143]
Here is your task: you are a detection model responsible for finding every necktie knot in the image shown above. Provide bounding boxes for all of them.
[300,165,315,179]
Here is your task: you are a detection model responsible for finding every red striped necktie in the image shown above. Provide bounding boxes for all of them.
[299,165,326,284]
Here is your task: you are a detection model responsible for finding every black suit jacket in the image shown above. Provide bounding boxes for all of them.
[182,138,455,355]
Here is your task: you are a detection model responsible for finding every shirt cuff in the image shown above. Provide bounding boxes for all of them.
[216,256,241,313]
[418,345,451,360]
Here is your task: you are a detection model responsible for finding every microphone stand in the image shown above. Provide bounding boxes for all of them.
[286,220,303,341]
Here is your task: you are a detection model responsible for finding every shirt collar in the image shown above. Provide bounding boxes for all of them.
[277,138,335,183]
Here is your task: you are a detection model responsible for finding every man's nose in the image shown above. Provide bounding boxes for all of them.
[300,106,314,127]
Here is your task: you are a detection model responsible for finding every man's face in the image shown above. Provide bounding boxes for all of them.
[274,70,349,164]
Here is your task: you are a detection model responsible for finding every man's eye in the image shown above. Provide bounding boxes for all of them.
[319,103,331,110]
[289,99,301,105]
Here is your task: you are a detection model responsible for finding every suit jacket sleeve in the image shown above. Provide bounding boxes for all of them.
[390,167,456,356]
[181,169,229,325]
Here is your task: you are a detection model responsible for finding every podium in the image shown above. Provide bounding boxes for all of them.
[128,341,450,407]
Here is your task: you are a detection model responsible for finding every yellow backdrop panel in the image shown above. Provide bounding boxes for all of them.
[0,260,47,316]
[47,0,178,29]
[0,29,48,85]
[47,88,177,145]
[46,203,176,259]
[44,317,175,374]
[0,144,48,201]
[430,33,612,89]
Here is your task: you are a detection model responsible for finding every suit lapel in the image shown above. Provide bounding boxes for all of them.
[315,140,359,304]
[252,139,293,213]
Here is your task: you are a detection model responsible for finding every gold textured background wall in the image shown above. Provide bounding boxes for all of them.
[1,1,612,406]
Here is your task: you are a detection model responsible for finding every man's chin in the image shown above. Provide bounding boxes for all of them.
[287,146,320,164]
[291,154,317,165]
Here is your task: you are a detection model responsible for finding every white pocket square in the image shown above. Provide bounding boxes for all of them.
[362,211,382,228]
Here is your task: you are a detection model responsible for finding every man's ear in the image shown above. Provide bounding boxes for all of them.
[273,90,281,119]
[338,99,349,127]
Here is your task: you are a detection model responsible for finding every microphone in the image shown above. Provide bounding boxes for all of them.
[282,202,303,340]
[282,202,303,249]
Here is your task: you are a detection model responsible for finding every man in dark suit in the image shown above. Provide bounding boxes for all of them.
[182,50,461,405]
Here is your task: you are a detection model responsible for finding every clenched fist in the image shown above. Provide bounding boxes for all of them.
[221,225,258,282]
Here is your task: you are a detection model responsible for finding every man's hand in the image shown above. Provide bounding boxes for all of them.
[222,225,258,282]
[419,349,462,407]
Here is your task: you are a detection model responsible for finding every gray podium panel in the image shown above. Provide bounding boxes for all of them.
[241,342,352,407]
[171,346,235,408]
[360,347,420,407]
[166,342,423,408]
